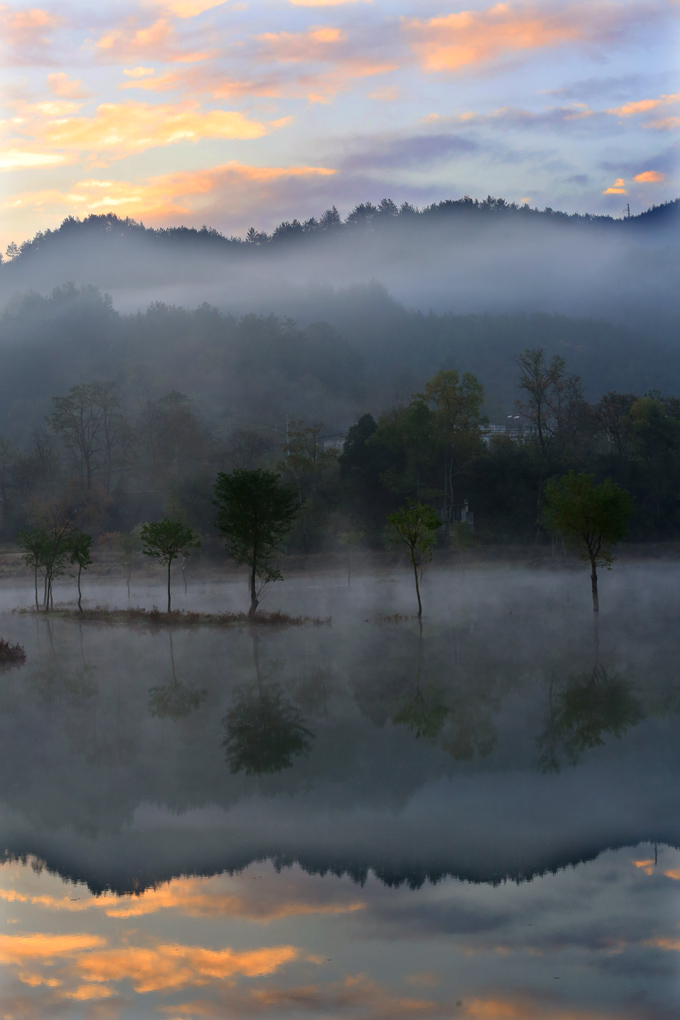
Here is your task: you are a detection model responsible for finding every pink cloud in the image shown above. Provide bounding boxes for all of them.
[0,5,62,63]
[47,72,91,99]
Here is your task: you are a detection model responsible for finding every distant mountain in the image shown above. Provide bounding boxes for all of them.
[1,198,677,324]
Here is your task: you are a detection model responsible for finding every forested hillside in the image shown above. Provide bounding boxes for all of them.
[0,196,678,554]
[2,198,678,323]
[0,283,675,441]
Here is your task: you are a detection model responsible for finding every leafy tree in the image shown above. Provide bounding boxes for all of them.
[214,468,298,616]
[373,398,436,500]
[280,418,337,553]
[140,519,200,613]
[114,527,142,599]
[541,471,633,612]
[50,381,127,494]
[515,349,590,506]
[422,369,486,524]
[20,500,76,610]
[17,528,49,610]
[387,500,441,618]
[596,392,638,458]
[69,532,92,612]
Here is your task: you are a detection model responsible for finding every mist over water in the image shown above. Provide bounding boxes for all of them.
[0,563,678,1016]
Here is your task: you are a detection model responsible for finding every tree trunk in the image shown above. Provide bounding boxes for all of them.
[347,551,351,587]
[167,558,172,614]
[412,550,423,618]
[34,565,39,611]
[169,630,177,684]
[249,559,259,617]
[591,560,599,613]
[77,563,83,612]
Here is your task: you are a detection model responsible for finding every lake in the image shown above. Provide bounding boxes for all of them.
[0,563,678,1018]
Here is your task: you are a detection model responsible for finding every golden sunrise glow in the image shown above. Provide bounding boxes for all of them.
[0,0,674,249]
[16,101,270,164]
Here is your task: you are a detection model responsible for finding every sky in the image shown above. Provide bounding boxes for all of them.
[0,0,678,251]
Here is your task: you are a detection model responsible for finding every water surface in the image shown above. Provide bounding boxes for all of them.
[0,565,678,1018]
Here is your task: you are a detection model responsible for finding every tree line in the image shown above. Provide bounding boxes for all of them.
[9,346,656,618]
[5,198,676,266]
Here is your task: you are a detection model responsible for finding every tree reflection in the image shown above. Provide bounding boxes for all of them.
[441,698,497,760]
[148,631,207,720]
[538,657,644,772]
[393,624,451,741]
[222,631,313,775]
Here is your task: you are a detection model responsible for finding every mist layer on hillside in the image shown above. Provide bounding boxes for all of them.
[2,201,678,326]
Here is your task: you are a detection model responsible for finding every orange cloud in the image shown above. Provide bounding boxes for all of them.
[403,1,656,73]
[93,17,212,64]
[645,116,680,131]
[632,858,656,874]
[603,178,627,194]
[170,973,435,1019]
[5,162,336,221]
[664,868,680,879]
[257,25,346,63]
[124,66,156,77]
[634,170,666,182]
[144,0,229,15]
[0,933,105,965]
[609,99,661,117]
[118,65,281,99]
[75,942,299,994]
[645,937,680,952]
[462,996,634,1019]
[0,869,363,926]
[47,72,91,99]
[289,0,367,5]
[24,100,269,161]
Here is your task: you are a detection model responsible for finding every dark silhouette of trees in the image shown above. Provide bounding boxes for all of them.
[50,382,126,494]
[541,472,633,612]
[214,468,298,616]
[222,633,312,774]
[69,532,92,612]
[387,501,441,618]
[140,519,200,613]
